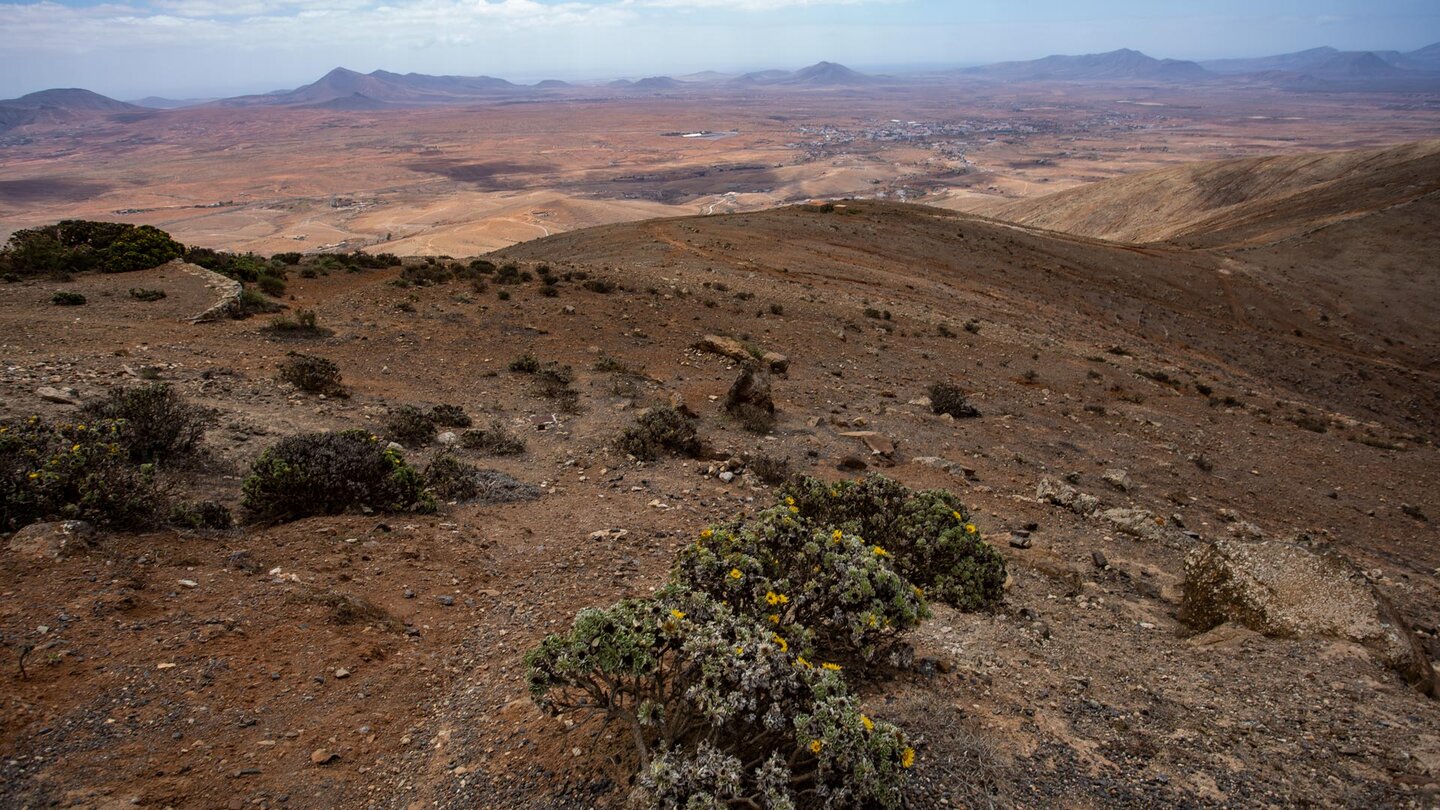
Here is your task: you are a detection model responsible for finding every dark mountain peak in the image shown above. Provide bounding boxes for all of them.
[10,88,138,111]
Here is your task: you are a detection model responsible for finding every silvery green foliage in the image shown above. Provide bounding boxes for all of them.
[526,587,913,809]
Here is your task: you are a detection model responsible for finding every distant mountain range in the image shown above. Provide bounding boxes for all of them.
[3,44,1438,128]
[965,48,1212,82]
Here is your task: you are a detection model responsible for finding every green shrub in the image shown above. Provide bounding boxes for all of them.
[781,476,1006,612]
[423,452,540,503]
[167,500,234,531]
[508,354,540,373]
[674,506,929,663]
[459,421,526,456]
[128,287,167,302]
[81,383,212,464]
[747,452,794,486]
[240,430,433,521]
[616,407,702,461]
[583,278,616,294]
[0,221,183,277]
[526,586,913,810]
[276,353,347,397]
[928,382,980,419]
[428,404,471,428]
[235,288,281,317]
[262,308,326,336]
[0,416,157,531]
[383,405,436,447]
[256,272,287,297]
[51,291,86,306]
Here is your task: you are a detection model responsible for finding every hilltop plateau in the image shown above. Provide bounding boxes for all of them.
[0,139,1437,807]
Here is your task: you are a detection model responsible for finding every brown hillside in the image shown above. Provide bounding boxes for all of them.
[990,139,1440,246]
[1,198,1437,808]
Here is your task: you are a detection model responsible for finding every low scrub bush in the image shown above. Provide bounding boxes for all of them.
[0,416,158,530]
[262,308,328,336]
[427,403,471,428]
[167,500,234,531]
[276,352,347,397]
[616,406,702,461]
[508,354,540,373]
[424,452,540,503]
[383,405,437,447]
[747,452,794,486]
[82,383,213,464]
[459,421,526,456]
[128,287,167,302]
[51,291,86,306]
[241,430,433,521]
[526,586,914,810]
[928,382,980,419]
[780,476,1006,612]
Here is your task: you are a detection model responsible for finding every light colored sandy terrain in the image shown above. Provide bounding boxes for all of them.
[3,81,1439,255]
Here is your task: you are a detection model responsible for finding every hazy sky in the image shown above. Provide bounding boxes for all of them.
[2,0,1438,99]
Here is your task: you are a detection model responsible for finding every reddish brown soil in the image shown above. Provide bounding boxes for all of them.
[1,189,1437,808]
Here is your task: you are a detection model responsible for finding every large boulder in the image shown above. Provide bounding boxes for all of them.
[1181,539,1435,695]
[8,520,96,560]
[696,335,788,374]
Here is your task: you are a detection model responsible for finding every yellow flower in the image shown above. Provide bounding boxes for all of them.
[913,585,925,599]
[952,510,963,521]
[788,505,799,514]
[785,496,796,506]
[700,528,713,539]
[831,529,843,543]
[769,613,781,624]
[809,739,823,754]
[872,545,889,557]
[75,425,85,431]
[861,714,874,732]
[772,634,788,652]
[728,568,743,580]
[669,609,686,621]
[965,523,977,534]
[71,444,82,452]
[866,614,879,628]
[765,591,789,606]
[27,472,40,479]
[901,747,915,768]
[795,656,812,668]
[734,646,744,656]
[821,662,842,672]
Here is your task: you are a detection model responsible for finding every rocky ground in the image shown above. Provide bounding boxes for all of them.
[1,197,1437,809]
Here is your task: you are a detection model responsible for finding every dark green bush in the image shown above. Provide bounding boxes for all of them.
[167,500,234,531]
[583,278,615,294]
[428,404,471,428]
[81,383,212,464]
[747,453,793,486]
[383,405,437,447]
[781,476,1006,612]
[0,416,157,531]
[256,272,287,297]
[459,421,525,455]
[235,288,281,317]
[423,452,540,504]
[240,430,433,521]
[51,291,86,306]
[928,382,980,419]
[526,586,913,810]
[276,352,347,397]
[616,406,702,461]
[262,308,327,336]
[509,354,540,374]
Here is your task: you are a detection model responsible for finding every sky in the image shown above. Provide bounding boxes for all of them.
[1,0,1438,99]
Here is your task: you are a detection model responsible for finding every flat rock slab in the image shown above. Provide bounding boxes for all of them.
[1181,539,1435,695]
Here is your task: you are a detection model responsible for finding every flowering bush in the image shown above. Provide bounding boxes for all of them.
[0,416,157,531]
[781,476,1006,612]
[241,430,433,520]
[673,506,928,664]
[525,587,912,809]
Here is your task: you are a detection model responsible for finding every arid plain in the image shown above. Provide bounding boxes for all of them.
[4,79,1440,256]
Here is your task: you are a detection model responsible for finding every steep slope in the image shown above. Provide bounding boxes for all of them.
[989,139,1440,246]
